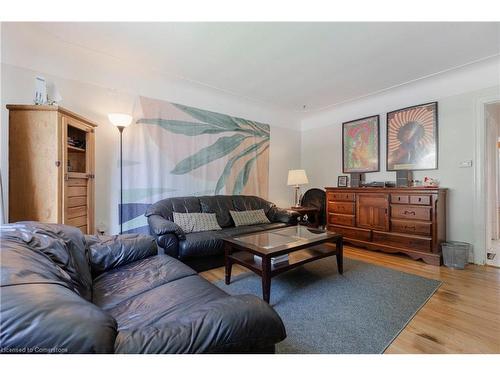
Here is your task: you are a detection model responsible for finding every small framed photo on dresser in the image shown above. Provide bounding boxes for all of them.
[337,175,348,187]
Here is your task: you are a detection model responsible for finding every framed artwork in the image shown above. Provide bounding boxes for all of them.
[337,175,348,187]
[342,115,380,173]
[386,102,438,171]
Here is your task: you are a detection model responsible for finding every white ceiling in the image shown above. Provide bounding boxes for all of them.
[30,22,500,111]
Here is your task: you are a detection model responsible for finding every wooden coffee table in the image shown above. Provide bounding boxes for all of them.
[223,226,343,303]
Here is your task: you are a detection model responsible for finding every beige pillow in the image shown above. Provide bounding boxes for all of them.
[230,209,270,227]
[173,212,222,233]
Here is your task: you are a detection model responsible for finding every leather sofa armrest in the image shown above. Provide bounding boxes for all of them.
[147,214,186,240]
[156,233,180,258]
[269,206,300,225]
[114,295,286,354]
[86,234,157,275]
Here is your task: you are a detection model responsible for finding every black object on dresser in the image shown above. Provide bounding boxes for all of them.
[145,195,300,271]
[0,222,286,353]
[325,187,447,265]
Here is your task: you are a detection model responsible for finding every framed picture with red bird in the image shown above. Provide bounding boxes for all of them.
[386,102,438,171]
[342,115,380,173]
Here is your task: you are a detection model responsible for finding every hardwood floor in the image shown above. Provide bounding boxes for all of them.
[200,245,500,354]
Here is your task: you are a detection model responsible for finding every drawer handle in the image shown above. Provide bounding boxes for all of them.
[404,210,416,215]
[404,226,416,230]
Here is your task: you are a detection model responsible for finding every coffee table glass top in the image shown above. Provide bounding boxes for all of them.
[231,225,331,250]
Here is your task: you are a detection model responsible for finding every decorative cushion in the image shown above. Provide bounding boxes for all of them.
[230,209,271,227]
[173,212,222,233]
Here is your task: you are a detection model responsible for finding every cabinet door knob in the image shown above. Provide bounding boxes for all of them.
[55,161,61,167]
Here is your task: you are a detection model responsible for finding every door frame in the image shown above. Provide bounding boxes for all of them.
[473,95,500,265]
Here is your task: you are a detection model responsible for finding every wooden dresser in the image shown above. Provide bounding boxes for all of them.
[8,105,97,234]
[325,187,446,265]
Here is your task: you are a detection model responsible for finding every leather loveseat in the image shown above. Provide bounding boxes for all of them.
[0,222,286,353]
[145,195,300,271]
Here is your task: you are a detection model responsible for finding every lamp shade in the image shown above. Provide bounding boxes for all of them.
[287,169,309,186]
[108,113,132,127]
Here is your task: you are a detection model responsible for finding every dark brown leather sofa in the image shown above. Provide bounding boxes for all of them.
[145,195,300,271]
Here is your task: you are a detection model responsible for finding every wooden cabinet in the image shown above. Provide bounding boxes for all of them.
[8,105,97,234]
[326,187,447,265]
[356,193,389,231]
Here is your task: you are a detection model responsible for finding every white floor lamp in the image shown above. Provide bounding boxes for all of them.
[108,113,133,234]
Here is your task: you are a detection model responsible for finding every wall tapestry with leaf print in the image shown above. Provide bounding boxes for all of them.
[120,96,270,234]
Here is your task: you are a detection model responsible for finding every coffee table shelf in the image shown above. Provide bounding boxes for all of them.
[230,244,338,277]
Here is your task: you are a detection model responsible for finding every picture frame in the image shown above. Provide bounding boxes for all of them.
[386,102,438,171]
[337,175,348,187]
[342,115,380,173]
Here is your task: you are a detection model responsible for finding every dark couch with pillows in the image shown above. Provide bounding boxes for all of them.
[145,195,300,271]
[0,222,286,353]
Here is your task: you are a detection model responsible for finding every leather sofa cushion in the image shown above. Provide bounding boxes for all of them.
[177,222,288,259]
[232,195,274,216]
[86,233,157,276]
[113,294,286,354]
[107,275,227,331]
[199,195,235,227]
[178,231,225,259]
[92,255,196,310]
[222,222,288,237]
[1,283,117,353]
[145,196,201,221]
[1,222,93,301]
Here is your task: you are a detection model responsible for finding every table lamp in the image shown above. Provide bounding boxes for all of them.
[287,169,309,208]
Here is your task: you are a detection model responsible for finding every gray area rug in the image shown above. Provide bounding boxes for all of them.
[215,257,441,353]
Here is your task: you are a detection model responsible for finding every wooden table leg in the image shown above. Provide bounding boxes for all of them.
[224,243,233,285]
[261,256,272,303]
[336,237,343,274]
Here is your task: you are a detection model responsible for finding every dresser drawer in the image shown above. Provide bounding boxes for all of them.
[329,225,371,242]
[329,213,355,226]
[391,219,432,236]
[409,195,431,205]
[330,201,355,214]
[372,231,432,252]
[391,205,431,221]
[328,192,355,202]
[391,194,409,204]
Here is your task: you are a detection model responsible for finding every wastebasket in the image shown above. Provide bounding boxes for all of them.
[441,241,470,269]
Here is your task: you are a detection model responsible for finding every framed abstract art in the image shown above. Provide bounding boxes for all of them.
[342,115,380,173]
[386,102,438,171]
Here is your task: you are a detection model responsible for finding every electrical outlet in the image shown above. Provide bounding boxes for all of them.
[487,252,496,260]
[459,160,472,168]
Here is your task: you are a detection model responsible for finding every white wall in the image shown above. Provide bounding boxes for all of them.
[301,57,500,263]
[1,23,301,234]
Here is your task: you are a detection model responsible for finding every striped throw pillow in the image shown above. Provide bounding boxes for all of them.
[173,212,222,233]
[230,209,270,227]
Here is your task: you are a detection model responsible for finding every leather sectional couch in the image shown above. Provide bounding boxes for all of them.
[146,195,300,271]
[0,222,286,353]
